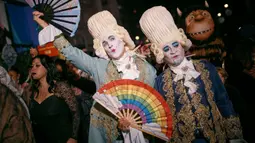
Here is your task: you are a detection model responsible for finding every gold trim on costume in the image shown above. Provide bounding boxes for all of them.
[90,103,119,143]
[162,61,240,143]
[223,116,243,139]
[53,35,71,51]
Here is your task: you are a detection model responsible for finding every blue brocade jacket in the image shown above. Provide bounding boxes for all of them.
[154,60,243,143]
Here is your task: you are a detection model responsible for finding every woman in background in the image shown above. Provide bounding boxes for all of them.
[23,55,80,143]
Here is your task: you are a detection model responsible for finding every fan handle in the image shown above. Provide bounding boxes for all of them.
[130,124,169,142]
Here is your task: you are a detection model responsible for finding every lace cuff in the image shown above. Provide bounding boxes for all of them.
[53,35,71,52]
[223,116,243,140]
[38,24,62,46]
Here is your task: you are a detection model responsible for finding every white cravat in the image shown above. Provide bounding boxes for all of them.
[121,127,146,143]
[113,52,140,80]
[170,58,200,94]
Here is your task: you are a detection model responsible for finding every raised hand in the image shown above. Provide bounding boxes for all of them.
[33,11,44,21]
[30,48,38,58]
[118,117,131,132]
[32,11,49,28]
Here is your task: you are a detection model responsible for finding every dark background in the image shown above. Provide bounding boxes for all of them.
[3,0,255,49]
[117,0,255,44]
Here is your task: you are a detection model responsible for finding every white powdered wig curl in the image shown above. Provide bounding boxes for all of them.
[140,6,192,64]
[88,11,135,60]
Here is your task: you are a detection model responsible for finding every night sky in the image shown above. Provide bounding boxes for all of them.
[4,0,255,49]
[117,0,255,44]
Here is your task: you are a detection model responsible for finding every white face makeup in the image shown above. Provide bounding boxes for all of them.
[101,34,125,60]
[161,41,185,66]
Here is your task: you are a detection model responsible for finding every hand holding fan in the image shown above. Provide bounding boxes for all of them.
[25,0,81,37]
[93,79,173,141]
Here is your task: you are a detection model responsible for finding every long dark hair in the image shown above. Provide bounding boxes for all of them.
[31,55,58,93]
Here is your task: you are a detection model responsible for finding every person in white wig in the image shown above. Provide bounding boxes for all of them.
[33,10,156,143]
[140,6,244,143]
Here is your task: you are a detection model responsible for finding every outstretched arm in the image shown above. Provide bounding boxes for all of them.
[32,11,108,86]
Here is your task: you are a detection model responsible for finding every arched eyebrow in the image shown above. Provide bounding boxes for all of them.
[108,35,114,40]
[172,41,179,46]
[102,41,107,45]
[32,62,41,65]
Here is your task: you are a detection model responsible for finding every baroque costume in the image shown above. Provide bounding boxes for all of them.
[139,6,243,143]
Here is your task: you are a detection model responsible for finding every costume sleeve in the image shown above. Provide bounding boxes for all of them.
[88,125,106,143]
[38,24,108,79]
[208,62,243,140]
[54,81,80,140]
[154,74,166,99]
[73,77,96,94]
[53,35,108,78]
[1,85,35,143]
[38,24,62,46]
[21,84,32,107]
[2,116,35,143]
[147,62,157,87]
[154,78,160,91]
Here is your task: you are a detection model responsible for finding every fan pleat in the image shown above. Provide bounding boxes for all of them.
[51,0,61,9]
[54,6,78,14]
[32,0,37,6]
[44,0,49,4]
[53,0,72,11]
[52,15,78,18]
[50,20,72,32]
[48,0,54,7]
[42,0,49,11]
[49,20,72,35]
[52,18,76,25]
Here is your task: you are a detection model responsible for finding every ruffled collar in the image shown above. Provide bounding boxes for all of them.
[170,58,200,94]
[112,52,140,79]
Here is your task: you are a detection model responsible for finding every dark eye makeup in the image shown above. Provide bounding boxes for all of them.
[163,45,170,52]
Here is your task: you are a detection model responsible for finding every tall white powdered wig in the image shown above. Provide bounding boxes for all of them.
[87,10,135,60]
[139,6,192,64]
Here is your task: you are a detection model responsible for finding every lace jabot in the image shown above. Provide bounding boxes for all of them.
[170,58,200,94]
[112,52,140,79]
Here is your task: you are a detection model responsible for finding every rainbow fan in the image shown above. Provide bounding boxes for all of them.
[93,79,173,141]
